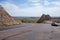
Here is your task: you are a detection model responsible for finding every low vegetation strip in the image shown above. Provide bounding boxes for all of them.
[14,17,39,23]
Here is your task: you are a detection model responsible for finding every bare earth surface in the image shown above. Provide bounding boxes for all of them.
[0,23,60,40]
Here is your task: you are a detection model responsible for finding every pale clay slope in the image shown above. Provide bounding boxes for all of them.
[0,5,21,25]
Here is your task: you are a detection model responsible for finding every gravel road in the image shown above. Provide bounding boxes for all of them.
[0,23,60,40]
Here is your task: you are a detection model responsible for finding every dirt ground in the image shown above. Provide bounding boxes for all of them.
[0,23,60,40]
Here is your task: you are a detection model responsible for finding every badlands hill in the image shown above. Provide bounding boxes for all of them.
[0,5,21,26]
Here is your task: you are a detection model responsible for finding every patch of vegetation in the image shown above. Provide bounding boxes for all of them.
[14,17,60,23]
[0,23,9,26]
[0,23,19,26]
[14,17,39,23]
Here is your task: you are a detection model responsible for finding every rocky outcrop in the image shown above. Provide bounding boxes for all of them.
[0,5,21,26]
[37,14,51,23]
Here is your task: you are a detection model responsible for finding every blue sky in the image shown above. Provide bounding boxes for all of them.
[0,0,60,17]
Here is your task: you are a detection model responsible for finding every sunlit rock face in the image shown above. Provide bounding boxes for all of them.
[0,5,21,26]
[37,14,51,23]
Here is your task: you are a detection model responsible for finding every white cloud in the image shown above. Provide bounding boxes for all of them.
[52,1,60,6]
[28,0,40,2]
[0,1,60,17]
[0,2,23,16]
[43,0,60,6]
[42,7,60,16]
[0,2,44,17]
[32,3,40,6]
[44,0,50,5]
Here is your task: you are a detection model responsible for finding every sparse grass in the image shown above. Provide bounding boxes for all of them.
[14,17,39,23]
[14,17,60,23]
[0,23,9,26]
[1,17,60,26]
[0,23,20,26]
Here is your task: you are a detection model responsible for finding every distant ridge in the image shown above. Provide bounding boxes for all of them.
[0,5,21,26]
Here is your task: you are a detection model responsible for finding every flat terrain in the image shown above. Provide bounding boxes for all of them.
[0,23,60,40]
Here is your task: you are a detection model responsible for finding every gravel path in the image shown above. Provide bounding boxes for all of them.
[0,23,35,31]
[0,23,60,40]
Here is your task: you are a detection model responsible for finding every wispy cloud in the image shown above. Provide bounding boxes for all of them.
[0,0,60,17]
[52,1,60,6]
[28,0,40,2]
